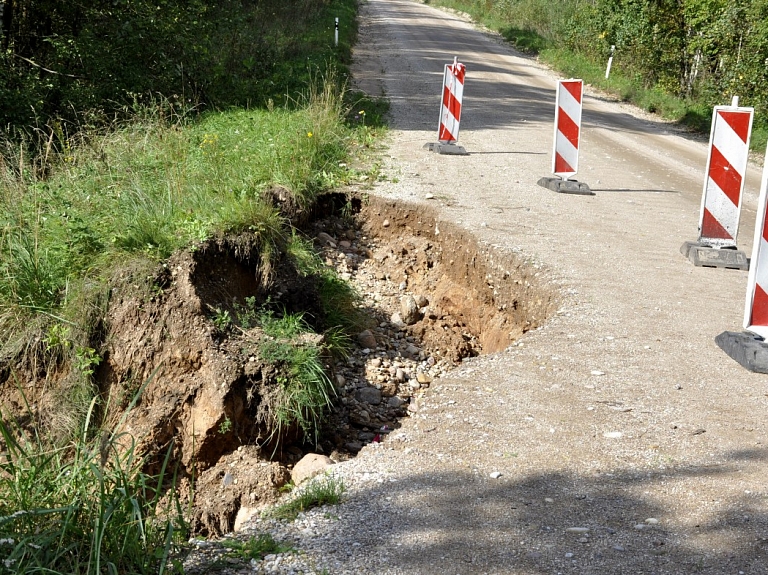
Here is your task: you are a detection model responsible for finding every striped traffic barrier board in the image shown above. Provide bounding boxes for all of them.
[552,79,583,179]
[698,104,754,247]
[744,143,768,338]
[437,57,465,144]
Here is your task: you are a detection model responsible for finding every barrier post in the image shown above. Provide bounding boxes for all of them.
[335,18,339,47]
[424,57,468,156]
[605,46,615,79]
[681,97,753,269]
[715,141,768,372]
[537,79,593,195]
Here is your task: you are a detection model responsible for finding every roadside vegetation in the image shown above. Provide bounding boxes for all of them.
[425,0,768,151]
[0,0,385,572]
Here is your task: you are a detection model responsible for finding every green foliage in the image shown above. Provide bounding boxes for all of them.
[0,397,187,575]
[266,476,345,521]
[0,0,360,132]
[429,0,768,145]
[256,309,336,444]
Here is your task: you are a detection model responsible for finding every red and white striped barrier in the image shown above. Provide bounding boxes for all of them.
[744,143,768,338]
[437,57,465,144]
[552,79,583,179]
[698,104,754,247]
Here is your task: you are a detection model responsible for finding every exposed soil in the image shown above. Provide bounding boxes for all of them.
[0,195,555,537]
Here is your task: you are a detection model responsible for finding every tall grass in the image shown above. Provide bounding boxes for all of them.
[0,394,187,575]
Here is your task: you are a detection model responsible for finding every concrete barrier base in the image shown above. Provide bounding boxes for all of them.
[680,241,749,270]
[423,142,469,156]
[715,331,768,374]
[536,177,593,196]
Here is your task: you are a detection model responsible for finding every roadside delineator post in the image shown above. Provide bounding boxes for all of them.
[424,57,469,156]
[715,141,768,373]
[681,97,753,270]
[537,78,593,195]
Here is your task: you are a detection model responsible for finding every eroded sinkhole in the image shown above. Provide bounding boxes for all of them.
[98,194,557,535]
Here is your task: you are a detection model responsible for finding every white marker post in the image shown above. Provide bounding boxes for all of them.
[335,18,339,47]
[605,45,615,79]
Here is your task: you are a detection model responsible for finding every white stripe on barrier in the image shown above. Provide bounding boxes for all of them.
[744,142,768,337]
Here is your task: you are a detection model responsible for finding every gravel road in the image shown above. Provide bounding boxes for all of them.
[227,1,768,573]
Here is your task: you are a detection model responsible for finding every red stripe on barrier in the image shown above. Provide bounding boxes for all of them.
[562,81,582,103]
[701,207,732,240]
[719,110,751,144]
[751,284,768,326]
[443,87,461,122]
[709,146,742,206]
[438,123,455,142]
[554,152,575,175]
[558,110,580,149]
[763,215,768,244]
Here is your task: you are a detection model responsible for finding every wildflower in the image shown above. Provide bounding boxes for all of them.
[307,132,313,138]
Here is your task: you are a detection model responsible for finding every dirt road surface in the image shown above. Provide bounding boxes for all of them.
[241,1,768,573]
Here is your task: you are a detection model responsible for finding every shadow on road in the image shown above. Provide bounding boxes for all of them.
[318,447,768,574]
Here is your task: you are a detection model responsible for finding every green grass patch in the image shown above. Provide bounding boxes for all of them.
[0,392,187,575]
[266,476,345,521]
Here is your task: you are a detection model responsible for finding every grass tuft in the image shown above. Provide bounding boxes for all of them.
[266,475,345,521]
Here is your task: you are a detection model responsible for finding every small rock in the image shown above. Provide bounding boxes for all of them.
[370,358,382,368]
[565,552,574,558]
[405,343,420,358]
[591,370,605,376]
[395,368,407,382]
[414,294,429,308]
[382,219,390,228]
[356,387,382,405]
[339,240,352,249]
[416,372,432,384]
[613,545,625,552]
[603,431,623,439]
[357,330,377,349]
[566,527,590,534]
[390,312,406,328]
[645,518,659,525]
[388,396,405,408]
[317,232,336,247]
[291,454,334,485]
[490,471,502,479]
[222,472,234,487]
[400,295,421,325]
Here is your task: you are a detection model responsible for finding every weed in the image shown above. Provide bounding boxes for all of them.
[266,476,345,521]
[211,307,232,332]
[218,417,233,435]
